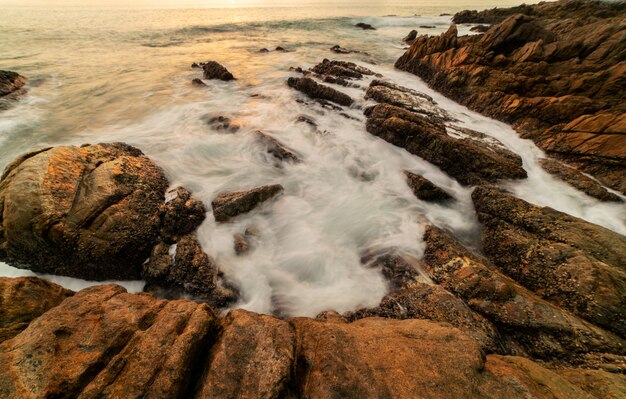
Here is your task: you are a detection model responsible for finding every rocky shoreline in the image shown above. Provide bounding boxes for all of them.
[0,1,625,398]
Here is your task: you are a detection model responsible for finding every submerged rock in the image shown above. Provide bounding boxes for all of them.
[161,186,207,242]
[539,158,621,202]
[191,78,207,87]
[256,131,301,163]
[472,186,626,337]
[207,115,241,133]
[404,171,453,202]
[0,277,72,343]
[202,61,235,81]
[355,22,376,30]
[287,77,354,106]
[211,184,284,222]
[422,225,625,360]
[365,103,527,185]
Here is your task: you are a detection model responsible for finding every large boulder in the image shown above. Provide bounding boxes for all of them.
[396,1,626,193]
[422,225,625,360]
[0,277,72,343]
[0,143,168,280]
[472,186,626,337]
[365,103,527,185]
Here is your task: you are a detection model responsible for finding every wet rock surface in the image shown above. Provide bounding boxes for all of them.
[256,131,301,163]
[395,0,626,193]
[472,186,626,338]
[287,77,354,106]
[0,70,27,108]
[540,158,622,202]
[201,61,235,81]
[211,184,284,222]
[404,170,453,202]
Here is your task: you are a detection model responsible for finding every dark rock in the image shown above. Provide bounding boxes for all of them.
[256,131,301,163]
[296,115,317,127]
[0,70,26,98]
[211,184,284,222]
[161,187,206,242]
[472,186,626,337]
[0,277,73,343]
[360,251,420,291]
[287,77,354,107]
[365,103,527,185]
[195,309,294,398]
[0,284,218,399]
[275,46,287,52]
[312,59,378,80]
[355,22,376,30]
[233,233,250,255]
[404,171,453,202]
[202,61,235,81]
[192,78,207,87]
[258,48,270,53]
[540,158,621,202]
[403,29,418,44]
[330,44,352,54]
[422,225,626,360]
[419,25,436,29]
[191,62,202,68]
[470,24,490,33]
[365,79,449,120]
[143,234,237,307]
[207,115,241,133]
[0,143,169,280]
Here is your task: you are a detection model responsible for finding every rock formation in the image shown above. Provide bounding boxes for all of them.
[211,184,284,222]
[200,61,235,81]
[287,77,354,106]
[0,70,26,107]
[404,171,453,202]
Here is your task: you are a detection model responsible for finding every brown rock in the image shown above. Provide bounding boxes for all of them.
[207,115,241,133]
[472,186,626,337]
[0,277,73,343]
[0,70,27,104]
[422,224,625,359]
[161,186,207,242]
[311,59,377,80]
[558,368,626,399]
[404,171,453,202]
[365,79,449,120]
[256,131,301,163]
[0,284,218,399]
[211,184,284,222]
[287,77,354,107]
[470,24,490,33]
[540,158,622,202]
[403,29,418,44]
[195,309,294,399]
[202,61,235,81]
[192,78,207,87]
[0,143,168,280]
[365,103,527,185]
[355,22,376,30]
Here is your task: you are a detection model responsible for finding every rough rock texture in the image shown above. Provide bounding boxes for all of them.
[0,70,27,107]
[195,309,294,399]
[212,184,284,222]
[539,158,622,202]
[287,77,354,107]
[365,79,450,120]
[395,0,626,193]
[0,143,168,280]
[472,186,626,338]
[202,61,235,81]
[404,170,453,202]
[558,368,626,399]
[422,225,625,360]
[143,234,237,307]
[161,186,207,242]
[311,59,377,80]
[0,277,72,343]
[365,103,527,185]
[256,131,301,163]
[0,284,218,399]
[403,29,418,44]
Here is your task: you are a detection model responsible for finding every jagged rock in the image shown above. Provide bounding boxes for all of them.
[287,77,354,106]
[365,103,527,185]
[365,79,449,120]
[422,225,625,360]
[202,61,235,81]
[211,184,284,222]
[0,70,27,107]
[192,78,207,87]
[472,186,626,337]
[276,46,287,52]
[0,284,218,399]
[0,143,168,280]
[195,309,294,398]
[143,234,237,307]
[311,59,377,80]
[256,131,301,163]
[0,277,72,343]
[403,29,418,44]
[404,171,453,202]
[207,115,241,133]
[396,1,626,193]
[540,158,621,202]
[355,22,376,30]
[258,48,270,53]
[161,187,207,242]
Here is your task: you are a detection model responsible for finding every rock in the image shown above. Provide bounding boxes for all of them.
[192,78,207,87]
[403,29,418,44]
[161,186,207,242]
[365,79,449,120]
[0,277,73,343]
[202,61,235,81]
[472,186,626,337]
[233,233,250,255]
[470,24,490,33]
[312,59,378,80]
[0,143,169,280]
[143,234,237,307]
[211,184,284,222]
[0,284,218,399]
[355,22,376,30]
[296,115,317,127]
[422,225,626,360]
[256,131,301,163]
[258,48,270,53]
[195,309,294,398]
[330,44,352,54]
[365,103,527,185]
[0,70,26,100]
[287,77,354,106]
[419,25,436,29]
[558,368,626,399]
[207,115,241,133]
[275,46,286,52]
[360,251,421,290]
[396,1,626,193]
[540,158,621,202]
[404,171,453,202]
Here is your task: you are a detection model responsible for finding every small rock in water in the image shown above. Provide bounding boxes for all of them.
[330,45,352,54]
[404,171,453,203]
[275,46,287,52]
[355,22,376,30]
[419,25,436,29]
[256,131,301,163]
[202,61,235,81]
[212,184,284,222]
[287,77,354,107]
[233,233,250,255]
[208,115,241,133]
[258,48,270,53]
[191,78,207,87]
[470,24,490,32]
[403,29,418,44]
